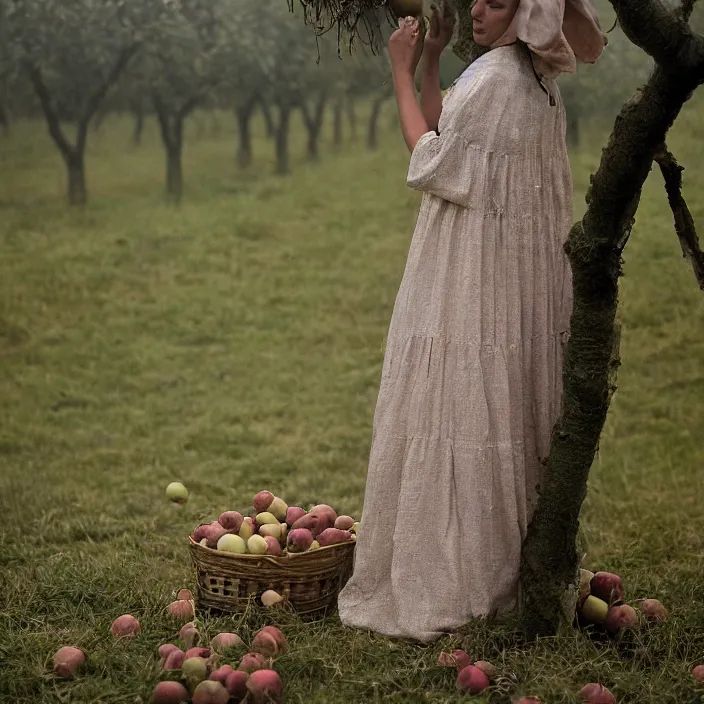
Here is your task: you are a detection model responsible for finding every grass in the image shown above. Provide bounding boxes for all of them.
[1,93,703,704]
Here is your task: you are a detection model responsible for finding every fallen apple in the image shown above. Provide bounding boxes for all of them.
[151,680,190,704]
[579,569,595,605]
[210,632,245,654]
[185,647,211,660]
[261,590,284,606]
[192,679,229,704]
[166,482,189,505]
[638,598,668,622]
[579,595,609,624]
[53,646,86,678]
[252,626,288,658]
[158,644,181,664]
[182,657,209,688]
[163,649,187,671]
[177,588,193,601]
[111,614,141,639]
[217,533,247,554]
[590,572,624,604]
[691,664,704,683]
[474,660,497,681]
[167,600,195,621]
[208,664,234,684]
[245,669,284,704]
[179,623,199,649]
[604,603,639,634]
[225,670,249,700]
[578,683,616,703]
[238,652,267,673]
[457,664,490,694]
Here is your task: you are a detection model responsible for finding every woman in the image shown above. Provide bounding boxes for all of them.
[336,0,607,643]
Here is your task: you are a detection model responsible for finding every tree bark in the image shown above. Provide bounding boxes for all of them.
[519,31,704,639]
[367,94,389,150]
[67,151,87,206]
[0,103,9,136]
[346,94,357,139]
[333,96,343,149]
[154,96,190,204]
[274,102,292,175]
[300,89,328,161]
[235,99,256,168]
[259,98,275,139]
[132,108,144,147]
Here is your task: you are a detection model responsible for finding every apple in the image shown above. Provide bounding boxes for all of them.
[158,644,181,663]
[604,603,639,634]
[192,524,210,542]
[334,515,355,530]
[163,649,187,671]
[579,595,609,624]
[192,680,229,704]
[474,660,496,681]
[309,540,320,550]
[255,512,278,526]
[691,665,704,683]
[225,670,249,700]
[205,522,228,548]
[53,646,85,678]
[238,652,267,673]
[217,534,247,554]
[151,681,190,704]
[110,614,141,638]
[177,588,193,601]
[252,626,288,658]
[253,491,275,513]
[638,598,668,622]
[578,683,616,703]
[264,536,282,555]
[579,569,594,605]
[267,497,288,521]
[590,572,624,604]
[438,649,472,670]
[186,647,211,660]
[167,599,195,621]
[182,657,209,687]
[310,504,337,525]
[239,517,255,540]
[218,511,243,532]
[258,523,282,539]
[166,482,189,504]
[457,664,490,694]
[316,527,353,547]
[261,590,284,606]
[210,632,245,654]
[179,623,199,649]
[246,669,283,704]
[287,528,313,553]
[247,535,268,555]
[285,507,306,526]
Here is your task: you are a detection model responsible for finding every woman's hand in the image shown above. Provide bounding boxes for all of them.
[424,3,456,62]
[387,16,426,78]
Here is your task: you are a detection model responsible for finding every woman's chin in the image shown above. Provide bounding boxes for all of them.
[472,32,490,46]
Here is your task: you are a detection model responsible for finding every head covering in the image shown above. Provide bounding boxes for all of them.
[489,0,608,78]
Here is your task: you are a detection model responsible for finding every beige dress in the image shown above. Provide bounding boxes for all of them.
[336,43,574,643]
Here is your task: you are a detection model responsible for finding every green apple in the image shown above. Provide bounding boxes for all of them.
[247,535,268,555]
[258,523,282,539]
[238,517,254,540]
[267,497,288,521]
[580,595,609,624]
[255,512,278,525]
[217,534,247,554]
[166,482,188,505]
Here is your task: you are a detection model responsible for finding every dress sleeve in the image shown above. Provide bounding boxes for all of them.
[406,129,476,209]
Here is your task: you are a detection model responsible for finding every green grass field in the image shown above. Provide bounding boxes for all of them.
[1,95,703,703]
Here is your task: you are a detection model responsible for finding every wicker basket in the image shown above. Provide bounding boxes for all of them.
[188,535,356,617]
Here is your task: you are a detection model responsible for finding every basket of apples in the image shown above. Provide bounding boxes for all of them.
[188,490,358,617]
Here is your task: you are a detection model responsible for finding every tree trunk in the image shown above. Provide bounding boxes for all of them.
[367,95,388,151]
[132,108,144,147]
[274,103,291,175]
[346,95,357,139]
[235,100,256,168]
[66,151,87,207]
[333,97,343,150]
[166,141,183,204]
[260,99,275,139]
[300,90,328,161]
[519,53,704,639]
[0,104,8,136]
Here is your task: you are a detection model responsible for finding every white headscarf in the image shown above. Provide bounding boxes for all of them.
[489,0,608,78]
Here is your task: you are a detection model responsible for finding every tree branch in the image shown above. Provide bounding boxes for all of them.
[78,42,140,152]
[24,60,73,160]
[609,0,704,70]
[654,145,704,290]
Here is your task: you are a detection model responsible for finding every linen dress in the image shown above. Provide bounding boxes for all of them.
[336,42,574,643]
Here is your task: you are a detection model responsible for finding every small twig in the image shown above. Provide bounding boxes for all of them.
[654,144,704,291]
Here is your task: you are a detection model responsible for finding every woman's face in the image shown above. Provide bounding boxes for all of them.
[470,0,519,46]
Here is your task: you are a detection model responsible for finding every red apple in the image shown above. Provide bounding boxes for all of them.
[457,664,490,694]
[578,683,616,703]
[604,603,639,634]
[590,572,624,605]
